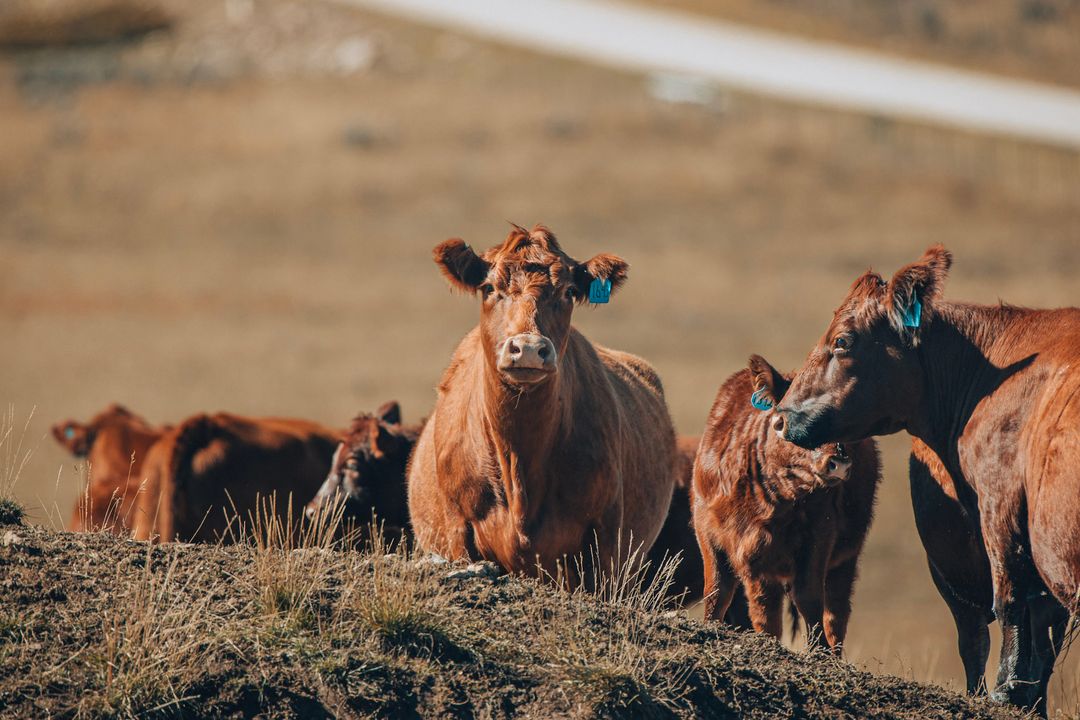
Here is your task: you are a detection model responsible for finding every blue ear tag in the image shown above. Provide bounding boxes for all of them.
[901,293,922,329]
[64,427,75,439]
[750,388,773,412]
[588,277,611,304]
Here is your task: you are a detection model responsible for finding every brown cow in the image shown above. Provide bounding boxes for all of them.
[407,224,677,582]
[693,358,880,653]
[132,413,341,543]
[52,404,168,533]
[774,245,1072,711]
[304,401,421,547]
[909,438,994,694]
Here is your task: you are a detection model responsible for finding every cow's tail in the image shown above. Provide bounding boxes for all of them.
[164,413,219,540]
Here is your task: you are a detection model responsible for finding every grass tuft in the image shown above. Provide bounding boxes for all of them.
[0,497,23,525]
[76,548,227,718]
[0,405,35,524]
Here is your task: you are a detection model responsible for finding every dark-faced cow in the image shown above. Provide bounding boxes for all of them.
[304,401,420,548]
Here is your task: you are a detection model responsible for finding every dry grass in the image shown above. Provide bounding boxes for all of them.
[537,543,696,715]
[77,551,226,718]
[0,406,36,524]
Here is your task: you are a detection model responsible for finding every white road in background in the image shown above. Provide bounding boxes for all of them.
[331,0,1080,149]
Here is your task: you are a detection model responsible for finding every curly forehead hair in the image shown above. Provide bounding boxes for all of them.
[481,224,575,289]
[832,271,888,331]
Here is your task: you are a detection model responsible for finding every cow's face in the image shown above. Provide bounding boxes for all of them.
[433,224,627,389]
[305,402,407,526]
[749,355,852,488]
[51,403,141,458]
[52,420,93,457]
[774,246,952,448]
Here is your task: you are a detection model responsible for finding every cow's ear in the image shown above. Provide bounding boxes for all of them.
[370,423,403,458]
[573,254,629,304]
[375,401,401,426]
[885,244,952,345]
[747,354,789,410]
[52,421,91,456]
[433,238,490,293]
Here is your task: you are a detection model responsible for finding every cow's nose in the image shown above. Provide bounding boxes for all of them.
[771,413,786,438]
[498,334,557,371]
[824,454,852,482]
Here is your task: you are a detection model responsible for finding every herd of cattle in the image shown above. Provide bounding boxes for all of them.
[53,225,1079,714]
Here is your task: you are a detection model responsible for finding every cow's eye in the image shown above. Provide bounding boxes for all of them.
[564,286,578,302]
[480,284,496,299]
[833,334,853,353]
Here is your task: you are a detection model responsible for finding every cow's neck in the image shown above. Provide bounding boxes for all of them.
[480,354,572,532]
[910,302,1031,481]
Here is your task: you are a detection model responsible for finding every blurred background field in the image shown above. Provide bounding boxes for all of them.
[1,0,1079,711]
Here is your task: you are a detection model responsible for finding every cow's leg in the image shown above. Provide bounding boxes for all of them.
[822,556,860,655]
[792,537,831,651]
[744,577,784,639]
[1027,592,1069,717]
[699,534,739,623]
[982,513,1041,709]
[928,563,991,694]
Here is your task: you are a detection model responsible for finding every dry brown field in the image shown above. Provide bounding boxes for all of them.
[2,0,1079,712]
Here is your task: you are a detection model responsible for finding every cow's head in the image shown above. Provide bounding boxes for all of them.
[773,245,952,448]
[305,401,411,534]
[52,419,93,457]
[52,403,138,457]
[749,355,853,488]
[433,224,627,388]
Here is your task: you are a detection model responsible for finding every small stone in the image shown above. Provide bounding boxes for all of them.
[416,553,450,567]
[1,531,24,547]
[446,561,501,580]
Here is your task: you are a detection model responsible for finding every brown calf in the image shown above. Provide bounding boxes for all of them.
[304,401,421,547]
[132,413,341,543]
[693,359,879,653]
[407,225,677,581]
[52,404,168,533]
[774,245,1072,711]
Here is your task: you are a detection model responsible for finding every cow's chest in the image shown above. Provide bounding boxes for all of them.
[736,497,833,580]
[466,467,612,574]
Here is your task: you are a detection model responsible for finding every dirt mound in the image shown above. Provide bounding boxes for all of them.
[0,516,1021,719]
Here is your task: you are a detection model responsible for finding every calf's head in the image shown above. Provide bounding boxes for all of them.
[51,403,142,457]
[433,224,627,388]
[772,245,952,448]
[305,401,410,531]
[749,355,853,488]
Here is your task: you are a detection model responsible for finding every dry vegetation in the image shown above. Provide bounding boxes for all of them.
[0,507,1027,719]
[1,0,1078,714]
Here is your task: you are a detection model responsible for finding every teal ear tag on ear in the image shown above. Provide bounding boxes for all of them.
[64,427,75,439]
[901,293,922,328]
[750,388,773,412]
[589,277,611,304]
